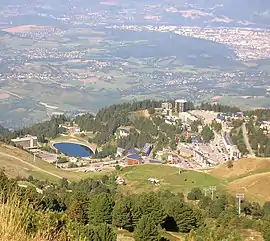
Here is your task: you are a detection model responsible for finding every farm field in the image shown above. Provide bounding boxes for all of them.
[217,95,270,110]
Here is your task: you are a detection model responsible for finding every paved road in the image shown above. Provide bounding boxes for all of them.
[0,151,63,179]
[242,123,256,157]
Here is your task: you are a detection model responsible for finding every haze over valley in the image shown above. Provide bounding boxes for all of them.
[0,0,269,127]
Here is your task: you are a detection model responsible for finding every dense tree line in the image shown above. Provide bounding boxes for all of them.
[231,128,249,155]
[0,116,67,144]
[76,99,187,153]
[244,109,270,122]
[199,102,241,113]
[246,120,270,157]
[2,170,270,240]
[76,100,163,148]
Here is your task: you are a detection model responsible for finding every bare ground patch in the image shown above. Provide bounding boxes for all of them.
[4,25,49,33]
[0,92,10,99]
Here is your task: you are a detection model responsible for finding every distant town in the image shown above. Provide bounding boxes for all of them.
[110,25,270,61]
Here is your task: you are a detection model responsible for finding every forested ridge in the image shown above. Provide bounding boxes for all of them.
[0,100,269,158]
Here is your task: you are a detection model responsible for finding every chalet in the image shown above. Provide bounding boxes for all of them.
[165,118,177,125]
[165,116,177,125]
[74,127,81,133]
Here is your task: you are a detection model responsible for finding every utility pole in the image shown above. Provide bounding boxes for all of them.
[236,193,244,215]
[55,158,58,168]
[203,187,208,197]
[209,186,216,200]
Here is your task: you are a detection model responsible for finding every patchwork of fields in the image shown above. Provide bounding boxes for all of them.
[0,25,269,127]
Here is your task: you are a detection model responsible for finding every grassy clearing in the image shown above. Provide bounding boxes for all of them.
[116,229,134,241]
[218,96,270,110]
[209,158,270,181]
[0,144,110,182]
[228,172,270,203]
[210,157,270,203]
[119,159,270,203]
[119,164,222,195]
[163,232,185,241]
[115,228,184,241]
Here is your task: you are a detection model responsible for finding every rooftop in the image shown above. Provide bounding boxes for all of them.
[175,99,187,103]
[127,154,141,160]
[11,135,38,142]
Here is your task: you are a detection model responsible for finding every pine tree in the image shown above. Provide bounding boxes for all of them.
[67,199,88,224]
[95,223,117,241]
[166,199,198,233]
[88,194,115,225]
[134,215,159,241]
[132,192,166,226]
[187,188,203,200]
[112,197,133,231]
[263,201,270,217]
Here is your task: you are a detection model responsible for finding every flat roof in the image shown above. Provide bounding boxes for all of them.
[11,136,38,142]
[127,154,141,160]
[175,99,187,103]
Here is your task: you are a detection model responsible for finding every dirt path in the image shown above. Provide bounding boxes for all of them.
[167,232,184,240]
[242,123,255,157]
[0,151,62,179]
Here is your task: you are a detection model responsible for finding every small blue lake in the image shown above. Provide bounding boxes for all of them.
[54,142,93,157]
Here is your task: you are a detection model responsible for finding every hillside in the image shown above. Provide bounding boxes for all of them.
[1,140,270,203]
[0,144,269,240]
[0,143,111,181]
[118,164,222,195]
[209,158,270,202]
[116,158,270,203]
[1,141,270,203]
[209,158,270,180]
[229,172,270,202]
